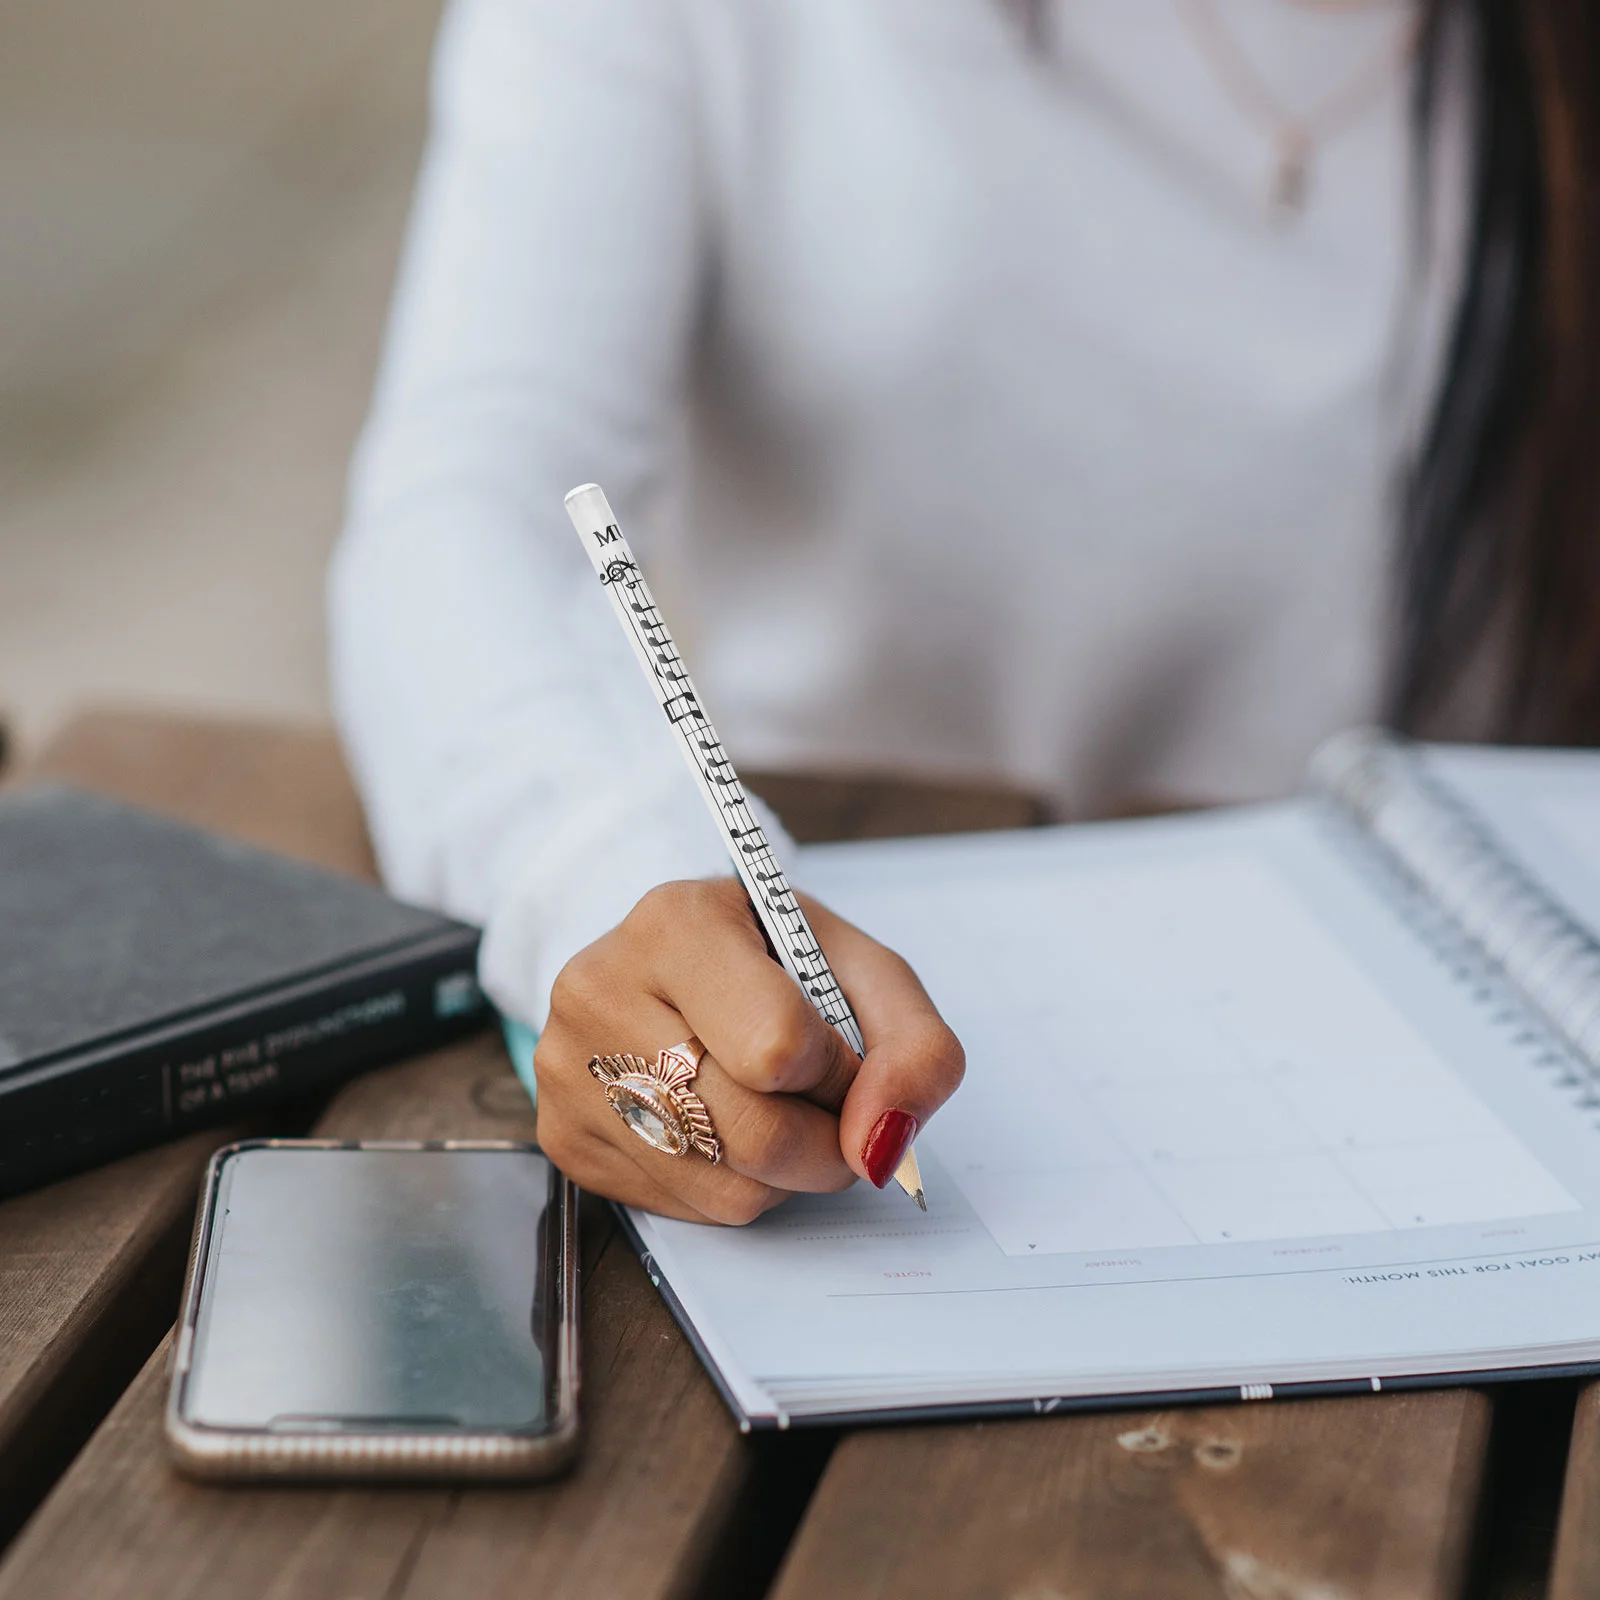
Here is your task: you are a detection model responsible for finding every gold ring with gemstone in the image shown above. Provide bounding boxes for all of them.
[588,1039,723,1162]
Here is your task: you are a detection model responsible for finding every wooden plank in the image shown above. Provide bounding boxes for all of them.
[747,769,1050,842]
[1550,1382,1600,1600]
[0,711,369,1545]
[0,1034,772,1600]
[0,1129,255,1551]
[774,1393,1490,1600]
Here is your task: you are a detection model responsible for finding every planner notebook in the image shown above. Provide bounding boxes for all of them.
[621,732,1600,1430]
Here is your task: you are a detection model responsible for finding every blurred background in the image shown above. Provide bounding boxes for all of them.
[0,0,445,760]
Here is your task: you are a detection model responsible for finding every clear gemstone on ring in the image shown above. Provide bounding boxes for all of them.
[610,1078,689,1155]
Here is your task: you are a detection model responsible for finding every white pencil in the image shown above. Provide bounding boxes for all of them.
[565,483,926,1209]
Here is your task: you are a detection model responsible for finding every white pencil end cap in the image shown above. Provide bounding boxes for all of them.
[565,483,626,570]
[564,482,614,524]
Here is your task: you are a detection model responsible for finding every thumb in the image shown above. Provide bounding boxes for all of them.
[838,1016,965,1188]
[799,895,965,1188]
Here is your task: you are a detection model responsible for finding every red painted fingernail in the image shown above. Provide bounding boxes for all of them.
[863,1109,918,1188]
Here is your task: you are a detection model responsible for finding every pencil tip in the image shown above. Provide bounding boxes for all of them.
[914,1189,927,1212]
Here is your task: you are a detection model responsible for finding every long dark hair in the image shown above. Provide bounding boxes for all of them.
[1399,2,1600,742]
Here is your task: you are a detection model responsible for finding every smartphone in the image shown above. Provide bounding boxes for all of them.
[165,1139,578,1480]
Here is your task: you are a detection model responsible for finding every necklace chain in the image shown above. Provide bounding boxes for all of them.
[1173,0,1418,213]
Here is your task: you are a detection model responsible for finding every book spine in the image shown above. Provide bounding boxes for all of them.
[1314,729,1600,1111]
[0,935,490,1197]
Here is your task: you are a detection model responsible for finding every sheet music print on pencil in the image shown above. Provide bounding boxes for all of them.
[564,483,925,1208]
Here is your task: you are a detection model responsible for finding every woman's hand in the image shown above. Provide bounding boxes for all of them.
[533,878,964,1223]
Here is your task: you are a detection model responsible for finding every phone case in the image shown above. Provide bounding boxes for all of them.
[164,1138,580,1481]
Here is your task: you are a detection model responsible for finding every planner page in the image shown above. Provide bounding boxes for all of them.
[1421,744,1600,939]
[627,802,1600,1425]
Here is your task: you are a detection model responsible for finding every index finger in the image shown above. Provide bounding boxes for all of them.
[619,878,861,1107]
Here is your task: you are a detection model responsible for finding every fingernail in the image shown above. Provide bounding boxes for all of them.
[863,1109,918,1188]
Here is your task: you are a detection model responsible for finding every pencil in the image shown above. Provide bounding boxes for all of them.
[565,483,926,1209]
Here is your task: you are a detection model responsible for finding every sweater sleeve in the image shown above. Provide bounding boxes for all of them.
[328,0,788,1030]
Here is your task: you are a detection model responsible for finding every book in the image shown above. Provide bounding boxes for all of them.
[619,733,1600,1429]
[0,784,490,1196]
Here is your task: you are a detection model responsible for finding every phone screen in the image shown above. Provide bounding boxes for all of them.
[182,1146,561,1433]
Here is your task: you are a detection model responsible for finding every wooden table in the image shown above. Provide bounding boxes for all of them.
[0,709,1595,1599]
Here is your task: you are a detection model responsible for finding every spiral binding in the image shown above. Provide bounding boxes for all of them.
[1313,729,1600,1121]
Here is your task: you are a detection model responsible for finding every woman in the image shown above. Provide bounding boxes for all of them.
[330,1,1600,1222]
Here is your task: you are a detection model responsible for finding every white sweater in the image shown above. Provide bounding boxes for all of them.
[330,0,1460,1030]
